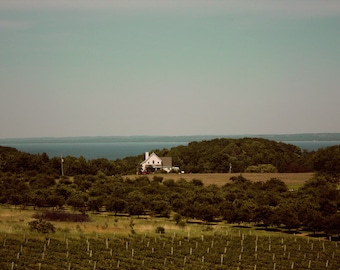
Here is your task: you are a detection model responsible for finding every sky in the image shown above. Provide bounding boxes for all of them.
[1,0,340,138]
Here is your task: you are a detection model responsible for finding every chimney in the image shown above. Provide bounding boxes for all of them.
[145,152,149,160]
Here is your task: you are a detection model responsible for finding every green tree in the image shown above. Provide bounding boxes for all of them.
[324,213,340,236]
[127,202,144,216]
[263,178,288,193]
[299,206,324,234]
[106,198,127,215]
[88,196,103,212]
[253,205,274,227]
[67,192,88,211]
[274,205,300,230]
[173,213,182,224]
[193,202,218,222]
[313,145,340,181]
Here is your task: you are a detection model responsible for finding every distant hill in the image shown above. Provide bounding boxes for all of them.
[252,133,340,141]
[151,137,313,173]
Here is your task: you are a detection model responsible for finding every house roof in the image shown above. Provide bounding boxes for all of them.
[140,152,161,165]
[160,157,172,167]
[140,152,172,168]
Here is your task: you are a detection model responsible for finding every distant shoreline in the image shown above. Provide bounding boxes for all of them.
[1,132,340,142]
[1,134,339,160]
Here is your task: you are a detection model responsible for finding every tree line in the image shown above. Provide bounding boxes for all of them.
[0,170,339,236]
[1,138,340,175]
[0,139,339,236]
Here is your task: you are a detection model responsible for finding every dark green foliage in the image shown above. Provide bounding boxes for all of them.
[149,198,171,217]
[191,178,204,186]
[87,196,103,212]
[0,168,339,236]
[324,213,340,236]
[312,145,340,180]
[173,213,182,224]
[1,141,340,236]
[157,138,311,173]
[152,175,164,183]
[0,137,315,176]
[105,198,127,214]
[1,138,338,175]
[155,226,165,234]
[67,192,89,211]
[263,178,288,193]
[28,219,55,234]
[127,202,145,216]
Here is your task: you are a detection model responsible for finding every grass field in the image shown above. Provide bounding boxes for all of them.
[125,172,315,190]
[0,206,216,239]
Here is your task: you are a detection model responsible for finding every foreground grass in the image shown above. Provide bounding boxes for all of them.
[125,172,314,190]
[0,207,234,240]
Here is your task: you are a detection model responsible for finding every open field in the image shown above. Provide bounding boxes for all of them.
[125,172,315,190]
[0,206,226,239]
[1,207,296,240]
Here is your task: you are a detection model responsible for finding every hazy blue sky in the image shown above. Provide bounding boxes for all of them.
[1,0,340,138]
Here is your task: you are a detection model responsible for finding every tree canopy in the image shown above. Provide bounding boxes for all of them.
[0,137,327,176]
[1,138,339,236]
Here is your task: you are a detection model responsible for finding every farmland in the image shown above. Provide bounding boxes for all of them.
[1,221,339,269]
[0,142,339,269]
[1,206,340,269]
[124,172,315,190]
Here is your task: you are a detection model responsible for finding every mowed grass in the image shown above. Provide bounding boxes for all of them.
[125,172,315,190]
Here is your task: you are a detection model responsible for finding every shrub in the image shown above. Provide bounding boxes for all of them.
[152,175,164,183]
[173,213,182,224]
[155,226,165,234]
[28,219,55,234]
[178,220,186,229]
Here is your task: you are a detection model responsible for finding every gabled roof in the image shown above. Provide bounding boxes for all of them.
[140,152,162,165]
[160,157,172,167]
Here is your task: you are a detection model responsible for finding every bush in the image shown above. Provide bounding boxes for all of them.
[155,226,165,234]
[28,219,55,234]
[152,175,164,183]
[178,220,186,229]
[173,213,182,224]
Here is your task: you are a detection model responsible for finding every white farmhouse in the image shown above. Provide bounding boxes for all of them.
[140,152,177,173]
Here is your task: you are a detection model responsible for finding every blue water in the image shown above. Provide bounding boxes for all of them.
[0,135,339,160]
[0,141,188,160]
[285,141,340,151]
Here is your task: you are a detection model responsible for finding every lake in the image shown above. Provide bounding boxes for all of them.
[0,135,339,160]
